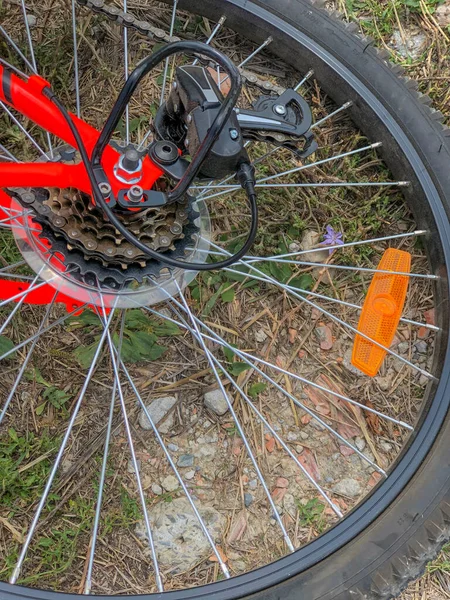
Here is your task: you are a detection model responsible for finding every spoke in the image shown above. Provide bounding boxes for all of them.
[294,69,314,91]
[0,101,47,158]
[0,303,88,362]
[83,377,117,595]
[195,142,394,202]
[168,301,342,518]
[221,263,437,331]
[209,240,435,380]
[0,290,57,425]
[19,0,54,155]
[205,339,342,517]
[219,36,273,87]
[97,304,164,592]
[108,320,232,579]
[241,257,437,280]
[192,16,227,65]
[0,260,28,273]
[261,230,428,261]
[0,266,44,335]
[173,281,295,552]
[10,305,116,584]
[159,0,178,107]
[71,0,81,118]
[123,0,130,144]
[0,25,35,73]
[156,293,387,474]
[312,101,353,129]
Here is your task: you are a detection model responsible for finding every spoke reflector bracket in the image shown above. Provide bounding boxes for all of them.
[351,248,411,377]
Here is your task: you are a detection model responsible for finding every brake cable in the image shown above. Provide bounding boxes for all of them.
[43,41,258,273]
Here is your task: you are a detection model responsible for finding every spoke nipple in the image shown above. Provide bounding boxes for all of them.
[372,142,383,148]
[343,101,353,108]
[398,181,411,186]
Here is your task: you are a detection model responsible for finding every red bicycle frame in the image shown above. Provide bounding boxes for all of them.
[0,66,164,310]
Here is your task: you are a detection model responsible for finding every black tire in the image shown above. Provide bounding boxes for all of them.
[2,1,450,599]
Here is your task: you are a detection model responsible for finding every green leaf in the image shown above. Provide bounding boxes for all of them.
[147,343,168,361]
[154,321,182,337]
[203,287,222,316]
[124,309,153,330]
[0,335,15,358]
[128,330,158,356]
[191,285,201,301]
[221,287,235,303]
[24,366,48,386]
[43,387,70,409]
[289,274,314,291]
[225,265,250,282]
[222,344,237,362]
[73,340,99,369]
[269,261,292,283]
[119,338,143,363]
[67,310,100,330]
[229,362,251,376]
[35,403,47,416]
[248,382,267,397]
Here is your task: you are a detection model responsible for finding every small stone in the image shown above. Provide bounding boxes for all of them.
[161,475,179,492]
[380,441,393,453]
[333,478,362,498]
[137,498,224,573]
[203,420,212,429]
[436,2,450,26]
[185,470,195,480]
[177,454,195,468]
[310,420,325,432]
[128,459,140,474]
[315,324,333,350]
[167,443,179,452]
[300,230,329,263]
[276,477,289,488]
[244,493,253,507]
[287,431,298,442]
[26,14,37,28]
[152,484,163,496]
[248,479,257,490]
[417,326,429,340]
[414,340,428,354]
[288,241,301,253]
[397,341,409,354]
[204,389,230,416]
[419,374,429,386]
[296,445,304,454]
[255,329,268,343]
[390,28,427,60]
[139,396,177,434]
[342,349,364,377]
[299,431,309,440]
[355,437,366,452]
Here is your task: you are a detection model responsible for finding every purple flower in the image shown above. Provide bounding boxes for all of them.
[320,225,344,254]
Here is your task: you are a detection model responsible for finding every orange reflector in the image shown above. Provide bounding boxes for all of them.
[351,248,411,377]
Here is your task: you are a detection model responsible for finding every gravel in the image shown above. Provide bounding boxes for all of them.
[333,478,362,498]
[244,493,253,507]
[136,498,224,573]
[354,437,366,452]
[204,389,230,416]
[139,396,177,434]
[177,454,195,468]
[161,475,179,492]
[152,484,163,496]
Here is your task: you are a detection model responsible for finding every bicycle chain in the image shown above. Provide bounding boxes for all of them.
[75,0,287,97]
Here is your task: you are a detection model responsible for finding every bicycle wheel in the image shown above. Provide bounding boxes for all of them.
[0,0,449,598]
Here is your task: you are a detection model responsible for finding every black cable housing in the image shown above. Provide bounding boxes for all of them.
[43,42,258,274]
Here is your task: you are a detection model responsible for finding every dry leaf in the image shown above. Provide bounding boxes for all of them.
[271,487,287,502]
[298,448,321,481]
[288,328,297,344]
[209,545,228,563]
[265,437,275,452]
[227,511,247,543]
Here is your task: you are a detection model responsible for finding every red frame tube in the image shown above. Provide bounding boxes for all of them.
[0,66,164,309]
